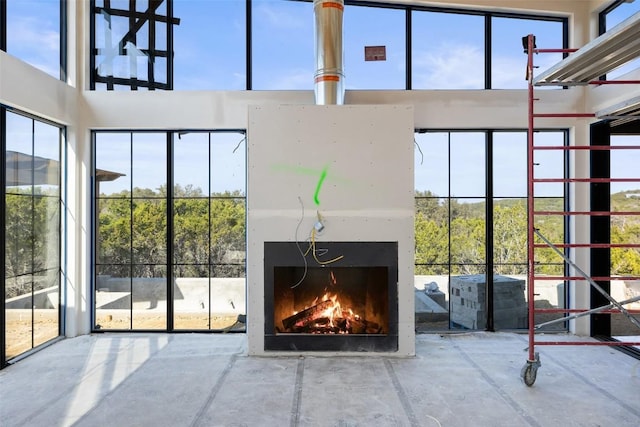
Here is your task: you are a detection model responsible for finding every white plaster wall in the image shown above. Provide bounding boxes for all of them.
[246,105,415,356]
[0,51,77,125]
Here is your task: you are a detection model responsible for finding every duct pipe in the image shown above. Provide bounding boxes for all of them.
[314,0,344,105]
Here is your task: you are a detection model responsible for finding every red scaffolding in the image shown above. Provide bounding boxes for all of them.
[522,32,640,386]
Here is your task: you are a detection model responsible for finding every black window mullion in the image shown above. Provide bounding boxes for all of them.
[1,0,7,50]
[167,132,174,331]
[30,119,36,349]
[485,131,494,331]
[406,8,411,90]
[484,14,491,90]
[60,0,67,81]
[208,132,213,328]
[0,108,6,367]
[563,130,571,314]
[129,132,134,329]
[167,0,174,89]
[90,1,96,90]
[246,0,252,90]
[447,132,452,298]
[129,0,138,90]
[148,4,156,90]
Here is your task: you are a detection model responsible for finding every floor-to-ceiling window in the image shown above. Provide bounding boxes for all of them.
[93,130,246,332]
[414,130,567,331]
[609,133,640,342]
[2,108,64,366]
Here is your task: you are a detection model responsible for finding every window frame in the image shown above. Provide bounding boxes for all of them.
[91,129,247,332]
[90,0,179,90]
[1,106,65,368]
[87,0,568,91]
[0,0,67,81]
[414,128,570,331]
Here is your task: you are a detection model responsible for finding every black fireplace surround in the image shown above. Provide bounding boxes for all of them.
[264,241,398,352]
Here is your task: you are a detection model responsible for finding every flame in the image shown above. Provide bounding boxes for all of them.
[286,271,368,334]
[292,291,360,333]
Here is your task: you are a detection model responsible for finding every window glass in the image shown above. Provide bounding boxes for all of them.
[211,133,246,196]
[343,5,405,89]
[173,0,246,90]
[532,131,565,198]
[5,110,62,360]
[415,132,448,198]
[94,130,246,332]
[604,1,640,28]
[414,129,569,332]
[610,134,640,337]
[252,0,314,90]
[95,133,131,195]
[5,0,61,79]
[493,132,526,198]
[412,11,484,89]
[174,132,209,193]
[492,16,564,89]
[93,0,176,90]
[132,133,166,193]
[450,133,485,197]
[603,2,640,79]
[610,135,640,193]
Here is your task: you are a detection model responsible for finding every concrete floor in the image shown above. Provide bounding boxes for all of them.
[1,332,639,427]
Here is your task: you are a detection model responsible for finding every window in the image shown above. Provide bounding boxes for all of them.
[88,0,568,91]
[414,130,568,332]
[412,10,484,89]
[343,4,405,89]
[491,16,565,89]
[251,0,313,90]
[173,0,246,90]
[609,134,640,338]
[93,130,246,331]
[91,0,180,90]
[599,0,640,79]
[3,108,64,364]
[3,0,65,79]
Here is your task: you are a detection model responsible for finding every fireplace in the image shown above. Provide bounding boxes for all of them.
[264,241,398,352]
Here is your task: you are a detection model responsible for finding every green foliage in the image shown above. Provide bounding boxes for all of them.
[95,186,246,279]
[7,183,640,297]
[414,191,640,277]
[5,188,60,298]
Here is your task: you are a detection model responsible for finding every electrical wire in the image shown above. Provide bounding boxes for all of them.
[291,197,310,289]
[290,199,343,289]
[310,228,343,265]
[414,138,424,165]
[232,135,246,154]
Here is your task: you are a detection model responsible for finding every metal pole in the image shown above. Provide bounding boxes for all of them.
[526,34,536,363]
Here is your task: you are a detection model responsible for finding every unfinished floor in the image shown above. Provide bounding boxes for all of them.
[1,332,639,427]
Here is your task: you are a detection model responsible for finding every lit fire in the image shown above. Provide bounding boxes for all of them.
[298,292,360,333]
[281,271,382,334]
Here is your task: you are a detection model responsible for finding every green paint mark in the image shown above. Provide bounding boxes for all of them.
[314,166,329,206]
[270,164,321,176]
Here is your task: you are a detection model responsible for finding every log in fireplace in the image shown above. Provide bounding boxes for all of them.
[264,241,398,352]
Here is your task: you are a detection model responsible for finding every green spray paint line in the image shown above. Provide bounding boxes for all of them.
[271,164,321,176]
[314,166,329,206]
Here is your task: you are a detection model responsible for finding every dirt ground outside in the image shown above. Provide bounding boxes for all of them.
[5,309,59,360]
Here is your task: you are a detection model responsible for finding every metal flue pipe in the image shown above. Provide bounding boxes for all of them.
[314,0,344,105]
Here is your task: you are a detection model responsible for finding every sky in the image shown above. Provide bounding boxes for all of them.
[3,0,640,196]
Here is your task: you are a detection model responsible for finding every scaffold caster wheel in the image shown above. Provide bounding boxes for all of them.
[521,353,541,387]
